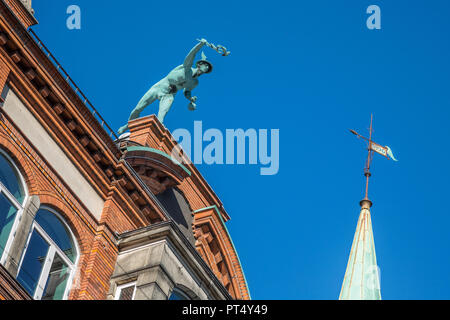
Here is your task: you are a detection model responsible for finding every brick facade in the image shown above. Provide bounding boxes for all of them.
[126,116,250,299]
[0,56,9,101]
[0,0,249,300]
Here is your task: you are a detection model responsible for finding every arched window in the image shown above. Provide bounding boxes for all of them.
[17,208,78,300]
[0,150,27,265]
[169,288,191,300]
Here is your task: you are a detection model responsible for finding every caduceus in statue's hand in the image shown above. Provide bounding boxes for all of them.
[118,38,218,135]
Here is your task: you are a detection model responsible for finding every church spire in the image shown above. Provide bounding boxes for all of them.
[340,115,397,300]
[339,198,381,300]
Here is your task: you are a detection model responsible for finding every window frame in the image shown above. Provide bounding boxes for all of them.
[17,206,79,300]
[0,149,28,265]
[115,282,137,300]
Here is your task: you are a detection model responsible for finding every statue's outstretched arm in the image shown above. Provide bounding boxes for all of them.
[183,39,207,68]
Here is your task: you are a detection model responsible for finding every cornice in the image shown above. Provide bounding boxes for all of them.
[0,4,168,225]
[194,206,251,300]
[2,0,37,29]
[129,116,231,222]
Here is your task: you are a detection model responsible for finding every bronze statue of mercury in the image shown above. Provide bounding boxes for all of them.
[118,39,213,135]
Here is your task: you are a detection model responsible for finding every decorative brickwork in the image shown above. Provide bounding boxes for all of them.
[2,0,36,29]
[0,0,249,300]
[193,207,250,300]
[0,56,9,102]
[127,116,250,300]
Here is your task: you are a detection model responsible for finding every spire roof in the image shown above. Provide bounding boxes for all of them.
[339,199,381,300]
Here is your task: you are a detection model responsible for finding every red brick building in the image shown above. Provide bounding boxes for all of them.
[0,0,249,300]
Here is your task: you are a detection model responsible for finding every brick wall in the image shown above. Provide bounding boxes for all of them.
[0,58,9,102]
[0,109,112,299]
[3,0,36,28]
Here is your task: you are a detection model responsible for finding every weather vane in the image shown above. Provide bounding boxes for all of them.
[350,114,398,201]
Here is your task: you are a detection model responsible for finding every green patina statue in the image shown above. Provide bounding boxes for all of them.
[118,39,224,135]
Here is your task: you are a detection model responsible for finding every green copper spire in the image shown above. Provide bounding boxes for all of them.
[339,199,381,300]
[340,115,396,300]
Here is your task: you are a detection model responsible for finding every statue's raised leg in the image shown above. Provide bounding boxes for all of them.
[118,89,158,134]
[157,94,175,124]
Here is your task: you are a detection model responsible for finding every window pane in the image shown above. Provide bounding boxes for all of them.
[119,285,135,301]
[0,192,18,258]
[42,254,70,300]
[17,230,49,296]
[0,153,25,203]
[35,209,76,263]
[169,290,190,300]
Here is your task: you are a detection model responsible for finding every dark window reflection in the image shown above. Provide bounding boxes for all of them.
[0,192,18,258]
[35,209,76,263]
[169,289,190,300]
[17,209,77,299]
[42,254,70,300]
[0,153,25,203]
[17,230,49,295]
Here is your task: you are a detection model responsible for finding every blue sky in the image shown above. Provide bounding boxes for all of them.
[31,1,450,299]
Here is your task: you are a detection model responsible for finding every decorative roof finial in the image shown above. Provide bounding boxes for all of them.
[349,114,398,202]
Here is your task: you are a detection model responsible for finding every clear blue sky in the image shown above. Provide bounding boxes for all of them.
[32,0,450,300]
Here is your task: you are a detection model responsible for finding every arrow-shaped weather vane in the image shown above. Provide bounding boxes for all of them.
[350,114,398,200]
